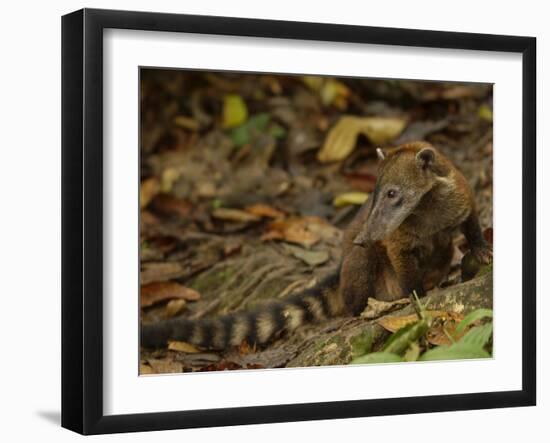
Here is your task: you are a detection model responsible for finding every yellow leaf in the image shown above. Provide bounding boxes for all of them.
[160,168,181,193]
[164,299,187,318]
[333,192,369,207]
[317,116,406,163]
[317,116,362,163]
[356,117,407,146]
[478,104,493,122]
[301,75,324,91]
[140,177,159,209]
[139,363,154,375]
[222,94,248,129]
[320,79,350,107]
[167,340,201,353]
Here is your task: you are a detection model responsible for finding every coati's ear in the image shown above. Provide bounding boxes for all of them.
[416,147,435,170]
[376,148,385,161]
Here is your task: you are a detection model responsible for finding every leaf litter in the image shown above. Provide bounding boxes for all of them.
[139,69,493,373]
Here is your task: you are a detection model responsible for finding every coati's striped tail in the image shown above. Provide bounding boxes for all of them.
[141,271,341,350]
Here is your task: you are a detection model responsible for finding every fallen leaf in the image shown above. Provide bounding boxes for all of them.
[151,194,192,218]
[146,358,183,374]
[262,217,331,248]
[318,116,406,163]
[238,340,254,356]
[377,314,419,332]
[333,192,369,207]
[320,79,350,108]
[357,117,407,146]
[230,113,272,146]
[164,299,187,318]
[140,177,160,209]
[377,310,460,333]
[377,310,465,346]
[283,244,330,266]
[245,203,285,219]
[302,76,350,109]
[160,168,182,193]
[222,94,248,129]
[424,312,465,346]
[141,281,201,307]
[199,361,243,371]
[173,115,200,131]
[168,340,201,353]
[440,85,482,100]
[478,104,493,122]
[361,297,411,320]
[139,363,154,375]
[212,208,261,223]
[140,262,186,285]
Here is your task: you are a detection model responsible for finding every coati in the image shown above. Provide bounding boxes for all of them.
[141,141,492,350]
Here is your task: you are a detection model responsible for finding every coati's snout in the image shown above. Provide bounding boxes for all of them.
[353,185,418,245]
[353,143,440,246]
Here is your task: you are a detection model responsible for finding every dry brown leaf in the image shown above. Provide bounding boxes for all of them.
[317,116,406,163]
[283,244,330,267]
[377,310,465,346]
[262,217,329,248]
[140,177,160,209]
[425,312,465,346]
[168,340,201,353]
[151,194,192,218]
[212,208,261,223]
[245,203,285,219]
[139,363,154,375]
[377,314,419,332]
[361,297,411,320]
[146,358,183,374]
[141,281,201,307]
[440,85,481,100]
[173,115,200,131]
[140,262,186,285]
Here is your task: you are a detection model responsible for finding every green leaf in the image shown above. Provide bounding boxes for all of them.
[403,342,421,362]
[230,125,250,146]
[455,308,493,335]
[382,319,429,355]
[351,352,403,365]
[230,113,272,146]
[419,342,491,361]
[350,329,376,359]
[459,323,493,348]
[268,122,287,139]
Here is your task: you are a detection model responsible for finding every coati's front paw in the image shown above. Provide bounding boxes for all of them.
[471,243,493,265]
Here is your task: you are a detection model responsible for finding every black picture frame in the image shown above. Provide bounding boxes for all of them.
[62,8,536,435]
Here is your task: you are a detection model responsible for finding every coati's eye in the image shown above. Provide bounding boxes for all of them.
[387,190,397,199]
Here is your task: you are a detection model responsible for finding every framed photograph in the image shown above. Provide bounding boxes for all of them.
[62,8,536,435]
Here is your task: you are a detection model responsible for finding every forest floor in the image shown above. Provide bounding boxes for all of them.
[139,70,494,374]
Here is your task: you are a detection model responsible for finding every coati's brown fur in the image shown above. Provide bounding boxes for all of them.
[141,141,492,350]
